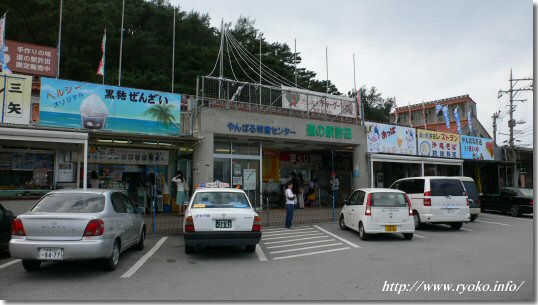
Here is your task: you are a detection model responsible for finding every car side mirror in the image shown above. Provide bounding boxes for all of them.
[5,210,14,218]
[136,207,145,215]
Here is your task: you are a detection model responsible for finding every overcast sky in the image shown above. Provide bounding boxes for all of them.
[174,0,533,147]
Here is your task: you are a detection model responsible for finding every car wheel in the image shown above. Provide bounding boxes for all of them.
[245,245,256,252]
[104,240,120,271]
[339,215,347,230]
[450,222,463,230]
[185,245,195,254]
[403,233,413,240]
[510,204,521,217]
[358,223,368,241]
[470,215,477,222]
[135,229,145,251]
[480,206,485,212]
[22,260,41,271]
[413,212,422,230]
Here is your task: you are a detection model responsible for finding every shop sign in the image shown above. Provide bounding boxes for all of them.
[280,152,309,163]
[3,40,58,77]
[461,135,494,160]
[243,169,256,191]
[417,129,460,159]
[88,146,169,166]
[306,123,352,139]
[226,122,296,136]
[0,72,32,125]
[39,78,182,135]
[365,122,416,155]
[281,85,357,118]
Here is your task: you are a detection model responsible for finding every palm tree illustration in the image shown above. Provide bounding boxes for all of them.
[143,104,180,129]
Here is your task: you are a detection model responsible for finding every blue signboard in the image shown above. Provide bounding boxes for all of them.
[39,78,181,135]
[461,135,495,160]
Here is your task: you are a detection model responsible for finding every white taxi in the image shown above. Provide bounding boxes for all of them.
[182,181,262,254]
[339,188,415,240]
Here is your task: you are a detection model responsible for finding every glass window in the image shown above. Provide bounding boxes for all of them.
[214,158,231,185]
[214,141,231,154]
[111,193,127,213]
[120,193,136,213]
[357,191,366,205]
[370,192,408,207]
[191,191,251,209]
[31,193,105,213]
[430,179,465,196]
[500,188,517,197]
[347,191,359,205]
[518,188,533,197]
[462,181,479,202]
[232,142,260,155]
[408,179,425,194]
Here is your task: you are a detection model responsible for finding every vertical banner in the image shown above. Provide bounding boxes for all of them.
[442,105,450,129]
[417,129,460,159]
[0,72,32,124]
[39,78,182,135]
[454,106,462,134]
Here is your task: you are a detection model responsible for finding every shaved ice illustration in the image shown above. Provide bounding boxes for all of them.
[80,94,108,129]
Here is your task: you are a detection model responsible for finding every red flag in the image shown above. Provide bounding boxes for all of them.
[97,29,106,77]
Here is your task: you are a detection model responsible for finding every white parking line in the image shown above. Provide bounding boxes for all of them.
[0,259,21,270]
[264,236,329,245]
[413,234,426,239]
[262,226,311,232]
[461,228,474,232]
[269,243,343,254]
[255,245,267,262]
[273,247,350,260]
[263,232,324,241]
[266,239,336,249]
[262,229,318,237]
[121,236,168,278]
[482,213,533,221]
[313,225,360,248]
[475,220,511,227]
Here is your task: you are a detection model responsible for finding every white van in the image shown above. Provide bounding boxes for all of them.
[456,177,480,221]
[389,177,470,230]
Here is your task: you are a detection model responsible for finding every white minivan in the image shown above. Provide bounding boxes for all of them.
[339,188,415,240]
[390,177,470,230]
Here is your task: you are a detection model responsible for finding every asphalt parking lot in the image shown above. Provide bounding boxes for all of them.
[0,211,533,301]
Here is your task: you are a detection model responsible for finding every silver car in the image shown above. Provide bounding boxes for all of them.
[9,189,146,271]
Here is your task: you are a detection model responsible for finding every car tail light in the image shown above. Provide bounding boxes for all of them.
[424,191,432,206]
[252,216,261,232]
[531,200,534,206]
[365,193,372,216]
[184,216,195,232]
[83,219,105,236]
[405,194,413,216]
[11,218,26,236]
[465,192,470,207]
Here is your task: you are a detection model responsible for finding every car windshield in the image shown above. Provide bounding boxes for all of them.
[31,193,105,213]
[517,188,533,197]
[370,192,408,207]
[430,179,465,197]
[191,191,251,209]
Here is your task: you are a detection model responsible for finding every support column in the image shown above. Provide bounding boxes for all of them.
[193,131,214,186]
[352,143,368,189]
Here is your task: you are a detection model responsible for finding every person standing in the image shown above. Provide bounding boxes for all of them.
[284,182,295,229]
[172,171,186,215]
[89,171,100,189]
[330,174,339,209]
[297,172,305,209]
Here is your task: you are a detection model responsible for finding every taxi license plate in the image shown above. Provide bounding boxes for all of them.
[216,219,232,228]
[385,225,397,232]
[39,248,63,260]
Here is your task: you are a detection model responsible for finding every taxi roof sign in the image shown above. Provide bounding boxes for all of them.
[199,181,230,188]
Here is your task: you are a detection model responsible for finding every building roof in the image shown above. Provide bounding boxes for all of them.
[393,95,475,114]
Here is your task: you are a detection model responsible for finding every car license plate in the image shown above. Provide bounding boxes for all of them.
[215,219,232,228]
[39,248,63,260]
[385,225,397,232]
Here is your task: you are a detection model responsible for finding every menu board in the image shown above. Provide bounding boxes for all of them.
[7,151,54,171]
[417,129,460,159]
[365,122,417,155]
[461,136,495,160]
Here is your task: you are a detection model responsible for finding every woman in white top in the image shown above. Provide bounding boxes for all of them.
[284,182,295,229]
[172,171,186,206]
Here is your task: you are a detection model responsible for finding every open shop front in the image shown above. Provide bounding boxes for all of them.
[0,127,89,199]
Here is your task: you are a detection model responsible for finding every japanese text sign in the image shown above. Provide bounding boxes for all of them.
[306,123,352,139]
[227,122,297,137]
[39,78,182,135]
[0,72,32,125]
[281,86,357,118]
[417,129,461,159]
[4,40,57,77]
[461,135,494,160]
[365,122,416,155]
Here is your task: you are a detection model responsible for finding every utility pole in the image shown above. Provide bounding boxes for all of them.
[491,111,500,145]
[218,19,224,100]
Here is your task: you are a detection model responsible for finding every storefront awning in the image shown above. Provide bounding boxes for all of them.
[0,126,88,144]
[369,153,464,165]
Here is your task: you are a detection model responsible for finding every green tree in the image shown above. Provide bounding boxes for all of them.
[143,103,179,128]
[348,86,395,123]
